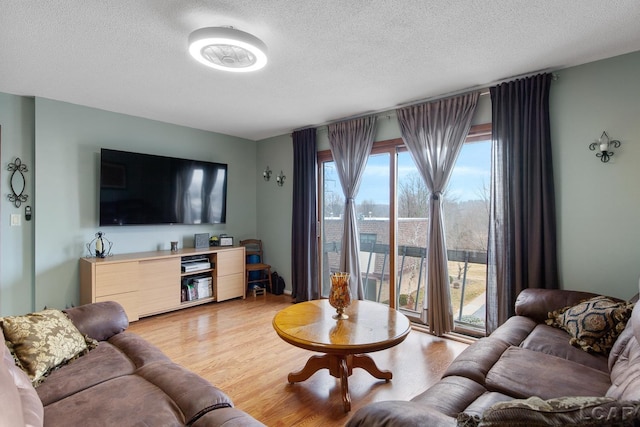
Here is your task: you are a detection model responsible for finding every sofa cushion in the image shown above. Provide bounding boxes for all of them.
[135,360,234,425]
[485,347,611,399]
[38,331,172,406]
[43,374,188,426]
[36,340,136,406]
[444,339,512,386]
[411,376,489,417]
[63,301,128,342]
[444,316,537,385]
[515,289,607,324]
[466,396,640,427]
[486,315,539,346]
[1,309,95,385]
[520,324,609,372]
[546,295,633,355]
[107,331,172,368]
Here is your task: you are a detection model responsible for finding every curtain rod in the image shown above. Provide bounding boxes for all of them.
[293,69,558,134]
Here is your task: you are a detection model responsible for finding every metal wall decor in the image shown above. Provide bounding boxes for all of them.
[86,231,113,258]
[263,165,272,181]
[589,131,621,163]
[7,157,28,207]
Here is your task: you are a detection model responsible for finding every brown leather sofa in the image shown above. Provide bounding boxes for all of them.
[1,301,264,426]
[347,288,640,426]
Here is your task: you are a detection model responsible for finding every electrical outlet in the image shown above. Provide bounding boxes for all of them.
[10,214,21,226]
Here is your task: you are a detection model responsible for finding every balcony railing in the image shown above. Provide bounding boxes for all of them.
[323,242,487,327]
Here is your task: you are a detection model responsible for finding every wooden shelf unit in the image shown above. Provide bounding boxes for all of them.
[80,246,245,321]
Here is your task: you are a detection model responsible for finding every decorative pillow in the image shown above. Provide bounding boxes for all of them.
[1,309,96,386]
[460,396,640,427]
[546,296,634,354]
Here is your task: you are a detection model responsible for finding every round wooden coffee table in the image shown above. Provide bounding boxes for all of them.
[272,299,411,412]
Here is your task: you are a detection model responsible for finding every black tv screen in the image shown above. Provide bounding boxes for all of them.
[99,149,227,226]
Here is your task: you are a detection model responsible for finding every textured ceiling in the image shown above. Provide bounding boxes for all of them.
[1,1,640,141]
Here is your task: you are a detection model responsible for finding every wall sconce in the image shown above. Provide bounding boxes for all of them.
[263,166,272,181]
[589,131,620,163]
[276,171,286,187]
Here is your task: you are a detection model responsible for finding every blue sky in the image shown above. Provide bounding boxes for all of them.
[441,140,492,202]
[325,140,491,205]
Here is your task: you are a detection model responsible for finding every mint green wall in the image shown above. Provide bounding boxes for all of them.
[255,134,293,289]
[551,51,640,299]
[0,93,35,315]
[28,98,257,311]
[0,95,258,315]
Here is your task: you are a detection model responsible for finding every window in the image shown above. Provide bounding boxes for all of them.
[444,133,491,334]
[319,124,491,334]
[320,152,391,302]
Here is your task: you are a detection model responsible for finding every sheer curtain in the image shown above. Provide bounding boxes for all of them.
[396,92,479,336]
[328,116,377,299]
[291,128,319,302]
[486,73,559,333]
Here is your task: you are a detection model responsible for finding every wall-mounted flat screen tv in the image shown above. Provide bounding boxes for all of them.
[99,148,227,226]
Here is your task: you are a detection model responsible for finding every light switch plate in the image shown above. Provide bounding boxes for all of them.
[10,214,21,226]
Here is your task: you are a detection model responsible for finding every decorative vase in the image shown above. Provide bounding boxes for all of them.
[329,272,351,320]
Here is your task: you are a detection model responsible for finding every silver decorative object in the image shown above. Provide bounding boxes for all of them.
[86,231,113,258]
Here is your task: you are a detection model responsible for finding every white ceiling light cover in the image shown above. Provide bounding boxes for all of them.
[188,27,268,72]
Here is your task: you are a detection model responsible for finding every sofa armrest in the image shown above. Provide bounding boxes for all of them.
[64,301,129,341]
[346,401,457,427]
[514,289,610,323]
[189,407,266,427]
[2,329,44,427]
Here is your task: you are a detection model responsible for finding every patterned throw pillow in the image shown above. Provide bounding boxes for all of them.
[546,296,633,355]
[460,396,640,427]
[1,309,96,385]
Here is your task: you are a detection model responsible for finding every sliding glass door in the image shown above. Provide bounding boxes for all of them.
[443,138,491,332]
[320,152,391,306]
[395,151,429,315]
[318,125,491,332]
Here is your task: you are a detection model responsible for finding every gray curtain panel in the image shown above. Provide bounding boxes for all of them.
[291,128,319,302]
[486,73,559,334]
[397,92,479,336]
[328,116,377,300]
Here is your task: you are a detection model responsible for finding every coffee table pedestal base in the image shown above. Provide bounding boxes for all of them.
[288,353,391,412]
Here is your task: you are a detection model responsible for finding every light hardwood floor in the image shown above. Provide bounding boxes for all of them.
[127,294,468,427]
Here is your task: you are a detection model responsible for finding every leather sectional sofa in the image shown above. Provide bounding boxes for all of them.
[1,301,264,426]
[347,288,640,426]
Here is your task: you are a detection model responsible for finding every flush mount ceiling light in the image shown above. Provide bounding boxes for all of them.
[188,27,268,72]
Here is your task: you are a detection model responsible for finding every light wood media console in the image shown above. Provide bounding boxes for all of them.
[79,246,245,321]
